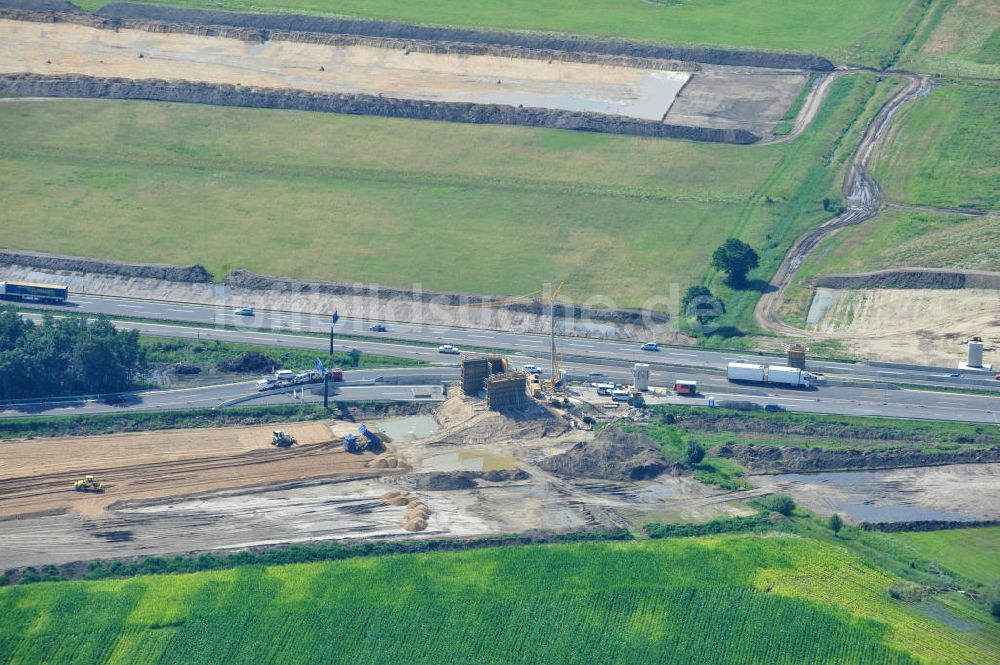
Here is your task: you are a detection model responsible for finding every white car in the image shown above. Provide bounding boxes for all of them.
[438,344,460,355]
[255,379,277,392]
[640,342,660,352]
[522,364,542,375]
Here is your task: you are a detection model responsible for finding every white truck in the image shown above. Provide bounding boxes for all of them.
[727,362,813,389]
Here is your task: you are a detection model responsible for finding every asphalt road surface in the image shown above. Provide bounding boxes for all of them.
[19,294,1000,389]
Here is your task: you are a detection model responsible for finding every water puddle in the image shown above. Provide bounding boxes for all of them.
[376,415,440,442]
[424,451,518,472]
[769,469,977,523]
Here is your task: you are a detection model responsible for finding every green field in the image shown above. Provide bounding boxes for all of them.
[73,0,925,68]
[0,73,896,321]
[899,0,1000,79]
[871,82,1000,211]
[3,534,999,664]
[141,336,422,373]
[891,527,1000,587]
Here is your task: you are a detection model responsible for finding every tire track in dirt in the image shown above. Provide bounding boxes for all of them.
[754,72,931,336]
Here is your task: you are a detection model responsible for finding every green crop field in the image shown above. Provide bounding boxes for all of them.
[871,82,1000,211]
[891,527,1000,587]
[72,0,925,68]
[899,0,1000,79]
[0,73,898,323]
[2,534,998,664]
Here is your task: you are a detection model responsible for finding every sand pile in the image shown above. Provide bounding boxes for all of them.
[382,489,431,531]
[538,426,671,481]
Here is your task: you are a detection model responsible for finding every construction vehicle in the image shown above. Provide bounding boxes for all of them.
[73,475,104,492]
[358,424,382,448]
[271,430,296,447]
[342,433,365,453]
[445,281,566,392]
[727,362,814,389]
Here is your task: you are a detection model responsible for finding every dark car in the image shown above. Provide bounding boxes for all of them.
[764,404,786,412]
[589,371,607,377]
[369,324,388,332]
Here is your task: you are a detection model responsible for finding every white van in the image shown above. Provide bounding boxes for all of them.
[274,370,295,381]
[611,389,631,402]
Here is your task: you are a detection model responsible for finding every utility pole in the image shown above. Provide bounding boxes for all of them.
[325,309,339,409]
[329,309,339,355]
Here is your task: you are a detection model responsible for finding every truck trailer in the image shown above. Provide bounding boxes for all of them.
[0,280,68,304]
[727,362,813,389]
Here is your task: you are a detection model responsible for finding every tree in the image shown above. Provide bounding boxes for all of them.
[989,585,1000,621]
[686,440,706,465]
[828,513,843,534]
[712,238,759,286]
[681,285,725,327]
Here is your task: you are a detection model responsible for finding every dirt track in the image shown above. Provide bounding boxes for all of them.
[754,72,931,339]
[0,422,399,518]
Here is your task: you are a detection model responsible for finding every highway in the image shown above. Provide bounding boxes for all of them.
[19,294,1000,390]
[1,315,998,424]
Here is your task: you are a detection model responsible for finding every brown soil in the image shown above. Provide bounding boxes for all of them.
[538,425,672,481]
[0,422,400,518]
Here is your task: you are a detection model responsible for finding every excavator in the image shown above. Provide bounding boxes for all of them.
[271,430,296,448]
[73,475,104,492]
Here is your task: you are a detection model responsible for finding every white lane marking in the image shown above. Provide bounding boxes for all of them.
[669,352,696,357]
[521,340,543,345]
[467,334,495,339]
[120,305,144,309]
[569,343,594,348]
[73,300,92,304]
[167,308,196,313]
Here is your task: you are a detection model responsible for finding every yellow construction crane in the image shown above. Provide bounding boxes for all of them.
[444,282,567,391]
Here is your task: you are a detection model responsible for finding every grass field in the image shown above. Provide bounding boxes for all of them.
[871,81,1000,211]
[72,0,925,68]
[141,336,422,373]
[890,527,1000,587]
[793,208,1000,282]
[0,73,895,322]
[899,0,1000,79]
[2,534,998,664]
[647,404,1000,455]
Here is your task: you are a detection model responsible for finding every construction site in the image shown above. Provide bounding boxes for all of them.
[0,5,816,141]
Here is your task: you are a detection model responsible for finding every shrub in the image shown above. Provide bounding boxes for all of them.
[686,440,706,465]
[757,494,796,516]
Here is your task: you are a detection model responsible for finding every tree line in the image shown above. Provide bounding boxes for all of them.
[0,308,145,400]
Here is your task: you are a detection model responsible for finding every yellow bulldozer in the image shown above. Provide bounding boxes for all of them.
[73,475,104,492]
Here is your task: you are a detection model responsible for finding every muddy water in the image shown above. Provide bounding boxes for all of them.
[761,463,1000,523]
[424,451,519,472]
[376,414,440,442]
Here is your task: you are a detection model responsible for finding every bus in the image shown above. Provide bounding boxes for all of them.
[0,280,69,304]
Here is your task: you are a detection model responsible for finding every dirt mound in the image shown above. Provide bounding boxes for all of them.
[0,73,759,144]
[95,3,833,71]
[814,268,1000,291]
[0,0,78,11]
[216,352,276,373]
[411,469,529,491]
[0,248,212,283]
[539,426,670,481]
[716,444,1000,473]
